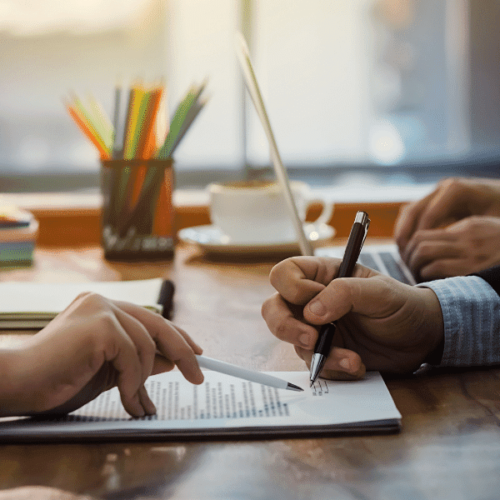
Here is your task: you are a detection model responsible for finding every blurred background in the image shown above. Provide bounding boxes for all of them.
[0,0,499,193]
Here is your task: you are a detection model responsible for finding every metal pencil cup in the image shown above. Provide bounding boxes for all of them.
[100,158,175,261]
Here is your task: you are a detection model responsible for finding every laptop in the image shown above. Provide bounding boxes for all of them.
[235,33,416,285]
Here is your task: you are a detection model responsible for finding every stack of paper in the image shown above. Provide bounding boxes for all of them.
[0,278,165,329]
[0,206,38,267]
[0,371,402,442]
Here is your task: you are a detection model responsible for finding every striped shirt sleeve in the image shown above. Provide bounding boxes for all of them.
[419,276,500,367]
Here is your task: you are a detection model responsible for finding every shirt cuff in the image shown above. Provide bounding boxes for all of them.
[418,276,500,367]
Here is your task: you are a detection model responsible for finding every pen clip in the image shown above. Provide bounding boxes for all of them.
[355,211,370,259]
[361,216,370,250]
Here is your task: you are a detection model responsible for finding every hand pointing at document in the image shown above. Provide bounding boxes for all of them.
[0,292,204,418]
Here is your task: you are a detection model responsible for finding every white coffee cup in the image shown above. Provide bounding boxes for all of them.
[207,180,334,243]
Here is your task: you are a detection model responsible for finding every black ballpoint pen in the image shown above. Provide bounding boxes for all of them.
[309,211,370,387]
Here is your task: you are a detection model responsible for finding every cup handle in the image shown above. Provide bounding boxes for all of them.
[307,198,334,226]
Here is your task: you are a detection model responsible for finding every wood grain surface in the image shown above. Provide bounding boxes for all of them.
[0,245,499,500]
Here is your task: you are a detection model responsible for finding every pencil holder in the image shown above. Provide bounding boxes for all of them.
[100,158,175,261]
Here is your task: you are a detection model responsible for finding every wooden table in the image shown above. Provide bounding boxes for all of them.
[1,245,500,500]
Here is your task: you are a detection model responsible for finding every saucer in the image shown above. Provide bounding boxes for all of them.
[178,223,336,255]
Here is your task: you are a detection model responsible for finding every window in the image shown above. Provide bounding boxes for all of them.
[1,0,499,193]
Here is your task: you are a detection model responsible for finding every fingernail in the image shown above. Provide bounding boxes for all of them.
[339,358,351,371]
[309,300,326,316]
[299,333,310,347]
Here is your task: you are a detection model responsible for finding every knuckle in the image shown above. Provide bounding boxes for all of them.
[414,241,433,259]
[440,176,463,192]
[398,202,415,221]
[260,297,273,319]
[98,310,119,332]
[75,291,109,311]
[74,291,92,301]
[286,286,305,305]
[274,319,295,342]
[140,334,157,358]
[463,216,482,234]
[463,215,479,227]
[273,322,288,341]
[411,229,427,243]
[92,313,124,355]
[269,261,286,287]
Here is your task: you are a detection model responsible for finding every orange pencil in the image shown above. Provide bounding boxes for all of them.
[66,104,110,159]
[152,167,174,237]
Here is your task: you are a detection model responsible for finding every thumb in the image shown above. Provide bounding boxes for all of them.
[303,275,402,325]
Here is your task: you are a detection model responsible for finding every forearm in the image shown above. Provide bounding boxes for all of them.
[0,349,25,417]
[421,276,500,367]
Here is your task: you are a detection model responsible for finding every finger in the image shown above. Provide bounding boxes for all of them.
[152,353,176,375]
[110,300,204,385]
[269,257,331,304]
[303,275,405,325]
[412,181,466,233]
[403,228,457,264]
[407,240,462,278]
[394,187,441,250]
[269,257,377,305]
[138,385,156,416]
[154,322,204,385]
[419,258,468,281]
[296,346,366,379]
[394,201,421,251]
[110,305,157,385]
[169,323,203,354]
[102,320,145,417]
[262,293,319,349]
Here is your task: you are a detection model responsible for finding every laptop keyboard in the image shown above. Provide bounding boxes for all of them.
[359,250,413,285]
[378,252,412,284]
[357,252,379,270]
[316,245,415,285]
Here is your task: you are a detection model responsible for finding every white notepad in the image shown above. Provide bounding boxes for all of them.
[0,278,165,329]
[0,370,401,442]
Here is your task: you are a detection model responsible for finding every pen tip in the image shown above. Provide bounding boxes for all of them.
[287,382,304,392]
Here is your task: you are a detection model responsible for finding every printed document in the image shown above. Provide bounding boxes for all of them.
[0,371,401,442]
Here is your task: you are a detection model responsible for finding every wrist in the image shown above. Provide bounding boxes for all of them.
[418,288,445,365]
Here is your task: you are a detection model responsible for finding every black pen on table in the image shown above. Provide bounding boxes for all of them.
[309,211,370,387]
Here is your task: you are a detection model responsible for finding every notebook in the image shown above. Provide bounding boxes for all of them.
[235,33,416,285]
[0,370,401,443]
[0,278,174,329]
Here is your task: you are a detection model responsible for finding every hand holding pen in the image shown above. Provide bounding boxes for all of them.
[309,211,370,386]
[263,213,445,380]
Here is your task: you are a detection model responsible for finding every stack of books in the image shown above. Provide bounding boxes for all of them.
[0,206,38,267]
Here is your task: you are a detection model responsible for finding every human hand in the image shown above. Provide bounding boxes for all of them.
[395,177,500,254]
[401,216,500,280]
[261,257,444,380]
[1,293,203,418]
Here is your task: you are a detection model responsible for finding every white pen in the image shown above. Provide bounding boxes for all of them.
[196,355,303,392]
